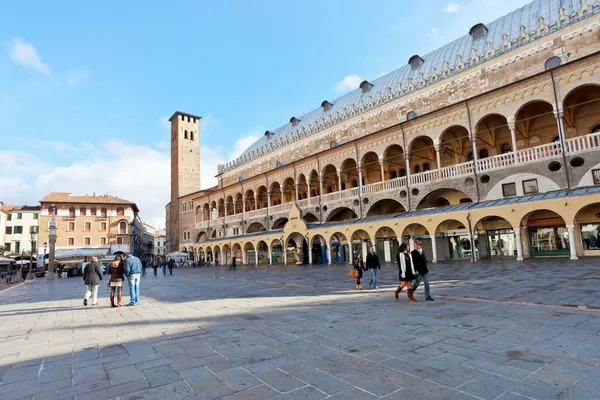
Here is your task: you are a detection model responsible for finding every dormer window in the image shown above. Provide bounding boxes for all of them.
[469,23,488,41]
[359,80,373,93]
[408,55,424,70]
[321,100,333,112]
[290,117,301,127]
[406,111,418,121]
[264,130,275,139]
[239,176,247,182]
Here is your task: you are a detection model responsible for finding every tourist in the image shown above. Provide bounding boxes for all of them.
[82,256,103,306]
[168,258,175,275]
[123,252,142,306]
[366,247,381,289]
[152,257,159,276]
[232,255,236,271]
[161,257,168,275]
[141,259,147,276]
[353,253,366,290]
[394,243,417,302]
[107,255,124,307]
[411,240,434,301]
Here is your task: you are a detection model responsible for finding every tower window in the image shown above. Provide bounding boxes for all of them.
[190,131,194,140]
[184,130,188,139]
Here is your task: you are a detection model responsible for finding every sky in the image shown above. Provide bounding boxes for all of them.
[0,0,531,228]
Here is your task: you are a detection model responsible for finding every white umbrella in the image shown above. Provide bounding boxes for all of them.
[0,256,15,264]
[56,249,107,260]
[14,260,30,265]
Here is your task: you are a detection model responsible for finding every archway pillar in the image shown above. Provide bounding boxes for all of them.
[553,110,568,155]
[348,243,353,264]
[515,227,524,261]
[268,246,272,265]
[242,249,247,265]
[404,153,411,183]
[308,246,313,265]
[337,172,342,193]
[242,196,246,220]
[319,178,324,201]
[295,184,299,202]
[255,249,258,265]
[409,236,415,251]
[255,195,258,211]
[358,167,364,195]
[508,123,519,163]
[379,159,385,182]
[361,241,368,262]
[433,139,441,170]
[431,235,438,263]
[283,246,287,266]
[470,134,479,166]
[327,242,332,265]
[567,224,578,260]
[267,191,271,213]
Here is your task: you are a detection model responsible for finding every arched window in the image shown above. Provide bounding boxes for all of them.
[80,207,86,216]
[400,168,407,177]
[406,111,418,121]
[592,124,600,133]
[467,152,473,161]
[352,179,358,187]
[119,221,127,234]
[328,185,334,193]
[49,206,56,216]
[391,170,398,179]
[101,208,107,218]
[190,131,194,140]
[414,165,421,174]
[184,130,188,139]
[544,56,561,70]
[423,163,430,171]
[91,207,97,216]
[69,207,75,218]
[552,136,560,142]
[479,149,489,159]
[500,143,512,154]
[116,207,124,216]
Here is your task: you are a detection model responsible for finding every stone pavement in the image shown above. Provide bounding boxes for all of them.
[1,259,600,400]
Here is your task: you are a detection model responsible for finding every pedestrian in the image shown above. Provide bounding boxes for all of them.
[21,265,28,281]
[366,247,381,289]
[232,255,236,271]
[142,259,147,276]
[123,252,142,306]
[83,256,103,306]
[107,255,124,307]
[394,243,417,302]
[152,257,159,276]
[353,254,366,290]
[168,258,175,275]
[411,240,434,301]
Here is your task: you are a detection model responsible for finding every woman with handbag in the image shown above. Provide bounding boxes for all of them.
[352,254,366,290]
[107,255,125,307]
[394,243,418,302]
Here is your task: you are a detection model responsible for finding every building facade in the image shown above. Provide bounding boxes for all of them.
[0,203,8,253]
[167,0,600,265]
[154,229,167,257]
[2,205,40,257]
[39,193,139,257]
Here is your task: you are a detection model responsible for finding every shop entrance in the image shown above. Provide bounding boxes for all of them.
[523,210,569,257]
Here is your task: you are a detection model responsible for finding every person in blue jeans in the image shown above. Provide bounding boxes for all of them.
[161,258,168,275]
[123,252,143,306]
[366,247,381,289]
[411,240,434,301]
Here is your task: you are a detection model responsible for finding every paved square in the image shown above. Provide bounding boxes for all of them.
[1,259,599,399]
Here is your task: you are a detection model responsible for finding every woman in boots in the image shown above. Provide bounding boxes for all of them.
[107,255,125,307]
[394,243,417,302]
[353,253,366,290]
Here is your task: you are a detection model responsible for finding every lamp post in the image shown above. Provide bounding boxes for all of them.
[43,241,47,271]
[47,213,57,279]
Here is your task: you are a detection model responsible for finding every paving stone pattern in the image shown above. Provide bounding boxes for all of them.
[0,258,599,399]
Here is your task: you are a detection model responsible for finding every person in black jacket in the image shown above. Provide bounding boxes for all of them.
[411,240,434,301]
[83,257,103,306]
[366,247,381,289]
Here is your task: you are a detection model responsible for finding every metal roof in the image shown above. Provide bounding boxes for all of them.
[226,0,595,171]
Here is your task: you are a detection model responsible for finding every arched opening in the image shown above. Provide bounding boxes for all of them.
[435,219,470,260]
[218,198,225,218]
[80,207,86,216]
[209,201,217,220]
[401,223,430,256]
[522,209,569,257]
[257,241,269,264]
[473,216,516,259]
[116,207,124,216]
[269,182,282,206]
[475,114,511,159]
[562,84,600,140]
[321,164,339,193]
[515,101,557,147]
[282,177,295,203]
[383,144,405,180]
[69,207,75,218]
[310,235,328,264]
[247,222,267,233]
[245,190,256,212]
[366,199,406,217]
[361,151,381,185]
[213,245,221,265]
[340,159,359,190]
[231,243,242,263]
[270,239,283,264]
[439,126,471,167]
[118,220,127,234]
[303,213,318,223]
[286,233,308,265]
[205,246,213,263]
[373,226,399,262]
[100,208,107,218]
[351,229,372,262]
[574,202,600,255]
[309,170,320,197]
[297,175,308,199]
[234,194,243,214]
[221,244,231,265]
[256,186,268,209]
[196,231,208,242]
[417,188,472,209]
[244,242,255,265]
[329,232,349,263]
[272,218,288,229]
[202,203,210,221]
[409,136,436,174]
[225,196,234,216]
[326,207,358,222]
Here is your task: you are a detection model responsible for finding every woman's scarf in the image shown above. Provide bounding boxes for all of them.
[398,251,416,278]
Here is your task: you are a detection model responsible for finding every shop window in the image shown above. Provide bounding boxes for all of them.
[479,149,489,159]
[593,169,600,185]
[500,143,512,154]
[580,224,600,250]
[522,179,539,194]
[502,183,517,197]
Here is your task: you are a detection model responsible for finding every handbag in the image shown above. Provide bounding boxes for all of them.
[349,267,359,279]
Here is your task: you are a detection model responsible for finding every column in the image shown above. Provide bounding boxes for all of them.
[295,184,299,202]
[409,236,415,251]
[283,246,287,266]
[254,195,258,211]
[267,191,271,213]
[554,110,568,154]
[404,153,411,183]
[470,134,479,167]
[242,196,246,219]
[508,123,519,163]
[337,171,343,193]
[431,236,438,263]
[361,242,367,262]
[255,249,258,265]
[307,183,311,201]
[384,240,391,262]
[281,188,285,204]
[379,159,386,182]
[435,144,442,170]
[348,243,353,264]
[326,243,331,265]
[358,167,364,195]
[201,209,205,222]
[242,249,247,265]
[308,248,313,265]
[224,202,228,218]
[567,224,578,260]
[268,247,272,265]
[514,227,524,261]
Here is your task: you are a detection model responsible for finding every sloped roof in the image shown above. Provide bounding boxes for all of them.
[40,192,139,212]
[224,0,595,172]
[1,205,41,212]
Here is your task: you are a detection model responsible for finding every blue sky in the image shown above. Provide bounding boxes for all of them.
[0,0,529,226]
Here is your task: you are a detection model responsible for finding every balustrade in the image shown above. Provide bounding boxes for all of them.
[565,132,600,154]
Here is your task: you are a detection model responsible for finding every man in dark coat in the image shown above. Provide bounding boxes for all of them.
[411,240,434,301]
[366,247,381,289]
[83,256,103,306]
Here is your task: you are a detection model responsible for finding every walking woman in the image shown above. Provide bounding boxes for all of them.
[353,254,366,290]
[394,243,418,302]
[107,255,125,307]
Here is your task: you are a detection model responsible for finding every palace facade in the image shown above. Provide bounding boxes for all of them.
[167,0,600,265]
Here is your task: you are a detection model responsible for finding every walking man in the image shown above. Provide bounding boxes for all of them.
[83,256,103,306]
[124,252,142,306]
[141,259,147,276]
[366,247,381,289]
[168,258,175,275]
[411,240,434,301]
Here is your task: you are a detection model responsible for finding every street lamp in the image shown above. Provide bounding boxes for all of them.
[43,241,47,271]
[24,232,36,283]
[47,213,57,279]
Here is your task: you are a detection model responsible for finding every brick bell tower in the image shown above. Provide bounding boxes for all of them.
[168,111,201,251]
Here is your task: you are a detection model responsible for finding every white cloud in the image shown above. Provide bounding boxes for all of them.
[9,38,51,75]
[200,145,224,190]
[428,28,439,37]
[160,115,171,132]
[227,131,261,161]
[66,68,90,87]
[444,3,460,13]
[333,74,363,93]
